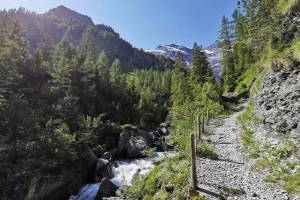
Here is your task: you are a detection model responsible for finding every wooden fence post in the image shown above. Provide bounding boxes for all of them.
[206,109,209,126]
[202,115,205,134]
[196,115,200,141]
[190,133,197,189]
[194,117,197,144]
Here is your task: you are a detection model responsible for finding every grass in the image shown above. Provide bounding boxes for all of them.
[281,169,300,194]
[120,155,190,200]
[250,67,267,96]
[191,197,210,200]
[277,0,298,14]
[290,38,300,61]
[238,100,260,126]
[196,142,218,159]
[252,141,300,194]
[240,129,256,147]
[142,147,155,158]
[236,36,300,97]
[235,65,262,95]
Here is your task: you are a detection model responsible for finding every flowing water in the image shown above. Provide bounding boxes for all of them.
[69,152,175,200]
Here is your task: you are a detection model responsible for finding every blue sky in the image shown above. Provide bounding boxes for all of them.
[1,0,237,49]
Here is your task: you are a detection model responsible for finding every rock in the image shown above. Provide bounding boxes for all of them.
[118,129,154,158]
[152,131,161,138]
[165,184,174,192]
[159,121,170,128]
[108,148,118,160]
[95,158,113,180]
[153,138,166,151]
[157,128,164,136]
[252,193,259,197]
[102,152,112,160]
[96,178,118,199]
[161,127,169,135]
[255,67,300,133]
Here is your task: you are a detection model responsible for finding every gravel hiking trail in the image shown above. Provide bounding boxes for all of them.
[196,107,299,200]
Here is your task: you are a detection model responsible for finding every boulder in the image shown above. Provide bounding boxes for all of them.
[118,129,154,158]
[95,158,113,180]
[108,148,118,160]
[159,121,170,128]
[255,67,300,133]
[102,152,112,160]
[165,184,174,192]
[95,178,118,199]
[152,131,161,138]
[153,138,166,152]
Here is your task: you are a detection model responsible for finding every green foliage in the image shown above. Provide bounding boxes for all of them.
[220,16,236,93]
[238,101,261,158]
[277,0,298,13]
[237,100,260,126]
[170,51,222,153]
[126,69,172,128]
[51,121,76,161]
[142,148,155,158]
[190,43,214,85]
[120,155,190,200]
[196,142,218,159]
[121,124,138,130]
[239,100,300,195]
[222,0,300,95]
[110,58,122,85]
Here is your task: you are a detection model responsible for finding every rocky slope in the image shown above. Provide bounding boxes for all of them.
[145,41,221,80]
[254,65,300,134]
[7,6,173,70]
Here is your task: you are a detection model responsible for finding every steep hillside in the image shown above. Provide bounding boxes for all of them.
[231,0,300,195]
[6,6,173,71]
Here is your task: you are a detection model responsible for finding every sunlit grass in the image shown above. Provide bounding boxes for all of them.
[277,0,298,14]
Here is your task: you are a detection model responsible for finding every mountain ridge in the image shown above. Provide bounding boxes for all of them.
[9,6,174,71]
[145,41,221,80]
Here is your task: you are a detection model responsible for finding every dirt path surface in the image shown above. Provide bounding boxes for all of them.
[196,109,299,200]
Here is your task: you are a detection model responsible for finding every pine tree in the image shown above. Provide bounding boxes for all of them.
[110,58,122,85]
[190,43,213,86]
[220,16,236,92]
[170,53,191,125]
[51,40,75,93]
[96,50,110,85]
[34,34,55,72]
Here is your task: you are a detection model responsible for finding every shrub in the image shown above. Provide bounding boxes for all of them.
[196,142,218,159]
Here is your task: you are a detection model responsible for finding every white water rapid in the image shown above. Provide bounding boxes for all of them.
[69,152,175,200]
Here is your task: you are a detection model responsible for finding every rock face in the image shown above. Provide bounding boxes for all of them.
[118,129,154,158]
[255,66,300,132]
[95,178,118,199]
[95,158,113,180]
[144,41,222,80]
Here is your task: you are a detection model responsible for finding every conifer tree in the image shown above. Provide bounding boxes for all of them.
[96,50,110,85]
[220,16,236,92]
[190,43,213,86]
[110,58,122,85]
[170,53,190,126]
[51,40,75,93]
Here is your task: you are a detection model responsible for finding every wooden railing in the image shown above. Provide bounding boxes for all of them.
[190,110,212,190]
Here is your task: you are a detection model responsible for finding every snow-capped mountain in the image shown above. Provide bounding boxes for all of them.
[145,41,221,80]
